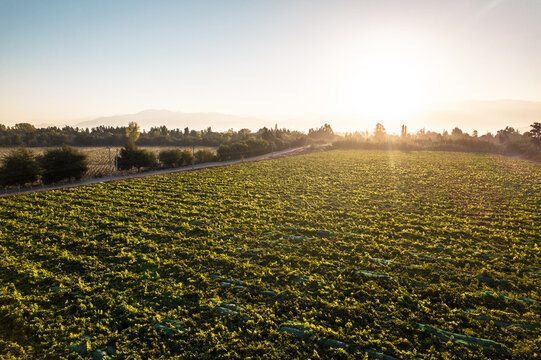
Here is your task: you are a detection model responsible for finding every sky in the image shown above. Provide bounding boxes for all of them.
[1,0,540,131]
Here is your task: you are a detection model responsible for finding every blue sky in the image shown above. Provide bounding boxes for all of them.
[1,0,540,129]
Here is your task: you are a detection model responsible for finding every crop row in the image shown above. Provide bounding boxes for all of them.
[0,150,539,359]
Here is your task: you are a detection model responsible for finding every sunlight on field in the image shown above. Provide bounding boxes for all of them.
[0,150,538,359]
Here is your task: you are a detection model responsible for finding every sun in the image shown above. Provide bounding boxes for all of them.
[340,32,434,124]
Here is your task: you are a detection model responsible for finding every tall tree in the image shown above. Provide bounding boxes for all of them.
[374,123,386,140]
[528,122,541,147]
[401,125,407,137]
[126,122,140,145]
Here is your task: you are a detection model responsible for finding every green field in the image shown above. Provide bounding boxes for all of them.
[0,150,539,359]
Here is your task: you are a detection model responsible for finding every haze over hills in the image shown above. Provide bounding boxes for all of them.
[75,110,271,132]
[69,100,541,134]
[5,99,538,134]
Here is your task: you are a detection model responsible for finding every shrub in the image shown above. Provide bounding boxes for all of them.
[39,145,88,184]
[244,138,271,156]
[0,147,39,187]
[180,149,194,166]
[217,139,271,161]
[216,144,231,161]
[194,149,217,164]
[158,149,193,168]
[117,144,157,171]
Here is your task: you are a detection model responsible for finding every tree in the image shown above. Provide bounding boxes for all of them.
[374,123,386,140]
[195,149,217,164]
[217,144,233,161]
[401,125,407,137]
[12,123,37,145]
[496,126,519,144]
[117,144,157,172]
[118,123,157,172]
[159,149,192,168]
[0,147,39,187]
[126,122,140,144]
[308,124,334,142]
[451,127,463,137]
[40,145,88,184]
[528,122,541,147]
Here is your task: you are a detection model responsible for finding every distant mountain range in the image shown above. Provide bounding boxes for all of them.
[76,110,271,131]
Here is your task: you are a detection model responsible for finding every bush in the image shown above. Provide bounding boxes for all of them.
[216,144,232,161]
[39,145,88,184]
[245,138,271,156]
[194,149,217,164]
[180,150,194,166]
[0,147,39,187]
[117,144,157,171]
[217,139,271,161]
[158,149,193,168]
[217,144,245,161]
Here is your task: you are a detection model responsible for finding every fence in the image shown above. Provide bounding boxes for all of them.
[0,146,215,193]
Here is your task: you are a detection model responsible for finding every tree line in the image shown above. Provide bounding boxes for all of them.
[333,122,541,161]
[0,122,326,188]
[0,123,311,148]
[2,121,539,189]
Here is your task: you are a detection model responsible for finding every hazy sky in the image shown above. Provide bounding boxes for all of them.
[1,0,540,130]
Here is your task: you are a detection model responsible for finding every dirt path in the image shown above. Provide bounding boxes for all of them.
[1,146,314,198]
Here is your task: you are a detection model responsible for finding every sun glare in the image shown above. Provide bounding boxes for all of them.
[342,31,434,124]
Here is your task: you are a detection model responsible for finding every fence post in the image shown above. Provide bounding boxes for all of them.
[192,146,195,170]
[108,147,112,179]
[115,149,119,176]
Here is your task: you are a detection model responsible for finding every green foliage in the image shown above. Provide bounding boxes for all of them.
[158,149,193,168]
[0,147,39,187]
[126,121,140,144]
[117,144,157,171]
[217,139,272,161]
[0,122,308,148]
[528,122,541,147]
[334,122,541,161]
[374,123,386,139]
[194,149,218,164]
[308,124,335,142]
[39,145,88,184]
[0,150,539,359]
